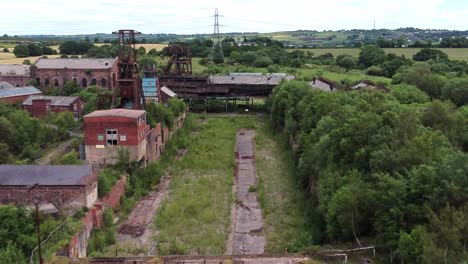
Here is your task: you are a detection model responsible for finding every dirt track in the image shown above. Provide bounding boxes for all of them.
[116,175,171,251]
[227,129,266,255]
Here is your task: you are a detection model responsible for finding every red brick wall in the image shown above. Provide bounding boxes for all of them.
[0,185,86,208]
[31,99,51,117]
[23,98,85,118]
[0,76,29,87]
[84,115,147,146]
[68,206,102,258]
[102,176,126,209]
[0,94,35,105]
[34,65,118,90]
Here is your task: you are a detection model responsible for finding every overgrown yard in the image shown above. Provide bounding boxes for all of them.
[155,115,257,255]
[255,117,317,253]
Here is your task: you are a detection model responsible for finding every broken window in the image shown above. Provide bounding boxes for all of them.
[44,78,50,86]
[91,78,97,86]
[106,129,118,145]
[82,78,87,88]
[101,78,107,87]
[54,78,59,87]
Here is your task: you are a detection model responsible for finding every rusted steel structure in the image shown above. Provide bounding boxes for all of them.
[158,42,293,100]
[163,43,193,76]
[159,74,293,99]
[110,29,145,110]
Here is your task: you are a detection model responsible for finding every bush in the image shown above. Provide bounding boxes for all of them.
[102,208,114,227]
[366,66,384,76]
[253,56,273,68]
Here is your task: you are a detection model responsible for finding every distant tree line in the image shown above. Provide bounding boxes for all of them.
[13,43,57,58]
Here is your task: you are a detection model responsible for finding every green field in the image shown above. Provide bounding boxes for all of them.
[155,116,257,255]
[296,48,468,61]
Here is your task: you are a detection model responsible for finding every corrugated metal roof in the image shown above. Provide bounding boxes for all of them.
[35,58,117,70]
[0,64,30,76]
[22,95,80,106]
[0,86,43,98]
[209,75,294,85]
[84,109,145,119]
[0,165,92,186]
[161,86,176,97]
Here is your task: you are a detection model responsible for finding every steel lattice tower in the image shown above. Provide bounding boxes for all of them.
[211,8,224,63]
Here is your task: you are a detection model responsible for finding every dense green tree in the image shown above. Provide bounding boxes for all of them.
[253,56,273,68]
[441,78,468,106]
[358,44,385,68]
[336,54,357,71]
[390,84,429,104]
[59,41,93,55]
[239,51,257,65]
[27,43,42,56]
[0,243,28,264]
[413,48,449,62]
[402,63,446,98]
[0,206,35,254]
[13,44,29,57]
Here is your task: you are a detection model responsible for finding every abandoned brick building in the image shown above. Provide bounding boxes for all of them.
[0,84,43,104]
[0,64,31,87]
[33,58,118,89]
[84,109,151,165]
[0,165,98,209]
[22,95,85,118]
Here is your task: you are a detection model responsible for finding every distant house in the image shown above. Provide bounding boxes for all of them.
[33,58,118,89]
[0,165,98,209]
[0,85,43,104]
[310,77,337,92]
[0,64,31,87]
[350,80,388,91]
[22,95,85,118]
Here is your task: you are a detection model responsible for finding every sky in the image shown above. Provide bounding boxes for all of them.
[1,0,467,35]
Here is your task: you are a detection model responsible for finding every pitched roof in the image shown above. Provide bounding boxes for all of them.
[0,165,92,186]
[161,86,176,97]
[22,95,80,106]
[0,86,43,99]
[309,77,337,92]
[209,74,294,85]
[0,64,30,76]
[35,58,117,70]
[84,109,146,119]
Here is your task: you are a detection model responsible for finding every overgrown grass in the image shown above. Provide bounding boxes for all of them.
[155,116,256,255]
[255,117,320,253]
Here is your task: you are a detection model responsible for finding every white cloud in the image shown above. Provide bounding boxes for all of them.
[1,0,466,35]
